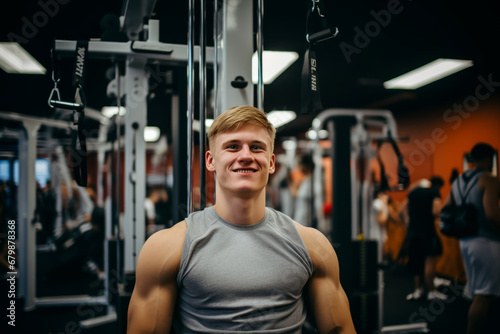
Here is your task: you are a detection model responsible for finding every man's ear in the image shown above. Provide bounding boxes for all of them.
[206,150,216,172]
[269,154,276,174]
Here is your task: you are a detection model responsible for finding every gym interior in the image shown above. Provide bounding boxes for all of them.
[1,0,500,333]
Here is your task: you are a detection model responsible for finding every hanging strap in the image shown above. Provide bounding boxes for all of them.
[387,130,410,189]
[301,0,338,115]
[72,40,88,108]
[73,112,88,187]
[301,48,323,115]
[48,41,89,187]
[72,41,88,187]
[376,141,390,192]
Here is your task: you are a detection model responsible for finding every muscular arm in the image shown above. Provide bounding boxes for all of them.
[127,222,186,333]
[296,223,356,334]
[480,173,500,234]
[432,197,442,217]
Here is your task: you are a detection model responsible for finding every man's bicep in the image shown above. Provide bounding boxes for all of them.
[483,177,500,227]
[128,284,177,334]
[307,241,356,333]
[432,198,442,217]
[127,227,184,333]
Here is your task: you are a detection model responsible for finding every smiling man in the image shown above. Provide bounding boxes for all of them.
[127,106,356,334]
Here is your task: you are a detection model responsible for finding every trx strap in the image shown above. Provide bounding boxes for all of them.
[387,131,410,190]
[375,141,390,192]
[375,133,410,192]
[49,41,89,187]
[301,0,338,115]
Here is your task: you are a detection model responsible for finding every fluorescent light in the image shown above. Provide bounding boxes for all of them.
[0,42,46,74]
[282,140,297,150]
[101,106,126,118]
[266,110,296,128]
[307,129,329,140]
[383,58,473,90]
[252,51,299,84]
[205,119,214,128]
[193,119,214,133]
[144,126,161,142]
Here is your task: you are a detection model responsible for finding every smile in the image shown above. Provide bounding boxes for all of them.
[233,169,256,173]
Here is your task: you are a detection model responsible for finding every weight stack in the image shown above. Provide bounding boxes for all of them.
[350,240,380,333]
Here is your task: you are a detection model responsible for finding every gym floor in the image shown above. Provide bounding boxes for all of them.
[6,260,499,334]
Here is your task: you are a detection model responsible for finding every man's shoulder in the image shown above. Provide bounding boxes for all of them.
[294,222,332,256]
[478,170,500,189]
[143,221,187,254]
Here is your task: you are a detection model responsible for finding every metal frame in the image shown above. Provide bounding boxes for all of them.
[312,108,407,332]
[2,0,258,327]
[218,0,254,112]
[0,111,74,311]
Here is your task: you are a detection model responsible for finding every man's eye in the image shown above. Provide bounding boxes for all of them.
[227,145,238,149]
[251,145,263,150]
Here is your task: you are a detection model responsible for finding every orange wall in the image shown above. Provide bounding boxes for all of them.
[383,93,500,280]
[395,95,500,198]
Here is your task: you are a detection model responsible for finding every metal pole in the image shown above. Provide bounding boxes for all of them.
[187,0,195,215]
[212,0,220,204]
[114,62,122,284]
[257,0,264,110]
[199,0,207,210]
[213,0,219,118]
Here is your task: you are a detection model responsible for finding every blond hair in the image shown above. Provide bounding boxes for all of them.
[207,105,276,152]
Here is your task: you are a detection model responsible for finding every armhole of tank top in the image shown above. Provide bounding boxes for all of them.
[177,216,192,287]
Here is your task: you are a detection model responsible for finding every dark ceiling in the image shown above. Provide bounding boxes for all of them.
[1,0,500,143]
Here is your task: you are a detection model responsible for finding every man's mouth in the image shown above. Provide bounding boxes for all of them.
[233,169,256,173]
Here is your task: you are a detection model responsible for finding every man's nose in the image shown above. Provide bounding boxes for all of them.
[238,145,254,161]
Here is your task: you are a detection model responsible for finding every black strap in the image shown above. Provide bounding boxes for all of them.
[301,48,323,115]
[301,0,338,115]
[71,41,89,187]
[50,47,60,84]
[387,131,410,189]
[73,111,87,187]
[72,40,88,108]
[376,141,390,192]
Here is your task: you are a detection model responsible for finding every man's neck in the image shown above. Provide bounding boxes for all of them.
[213,189,267,226]
[471,162,491,171]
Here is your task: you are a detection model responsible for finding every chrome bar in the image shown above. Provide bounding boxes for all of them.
[199,0,207,210]
[187,0,195,215]
[257,0,264,110]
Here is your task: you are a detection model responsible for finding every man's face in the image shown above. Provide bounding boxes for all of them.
[206,124,275,198]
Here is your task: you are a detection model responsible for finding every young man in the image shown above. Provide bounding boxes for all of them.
[443,142,500,334]
[127,106,356,333]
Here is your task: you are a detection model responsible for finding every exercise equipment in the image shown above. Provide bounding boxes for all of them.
[48,44,89,187]
[302,0,339,115]
[50,1,258,332]
[311,109,424,333]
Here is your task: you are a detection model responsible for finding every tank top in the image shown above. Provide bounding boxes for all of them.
[173,206,314,333]
[453,169,500,242]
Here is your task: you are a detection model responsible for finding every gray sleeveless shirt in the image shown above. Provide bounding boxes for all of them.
[173,206,314,333]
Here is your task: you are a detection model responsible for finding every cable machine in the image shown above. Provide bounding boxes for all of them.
[311,109,428,334]
[48,0,262,332]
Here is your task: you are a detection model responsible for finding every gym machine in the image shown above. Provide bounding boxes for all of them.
[49,0,261,332]
[311,109,428,333]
